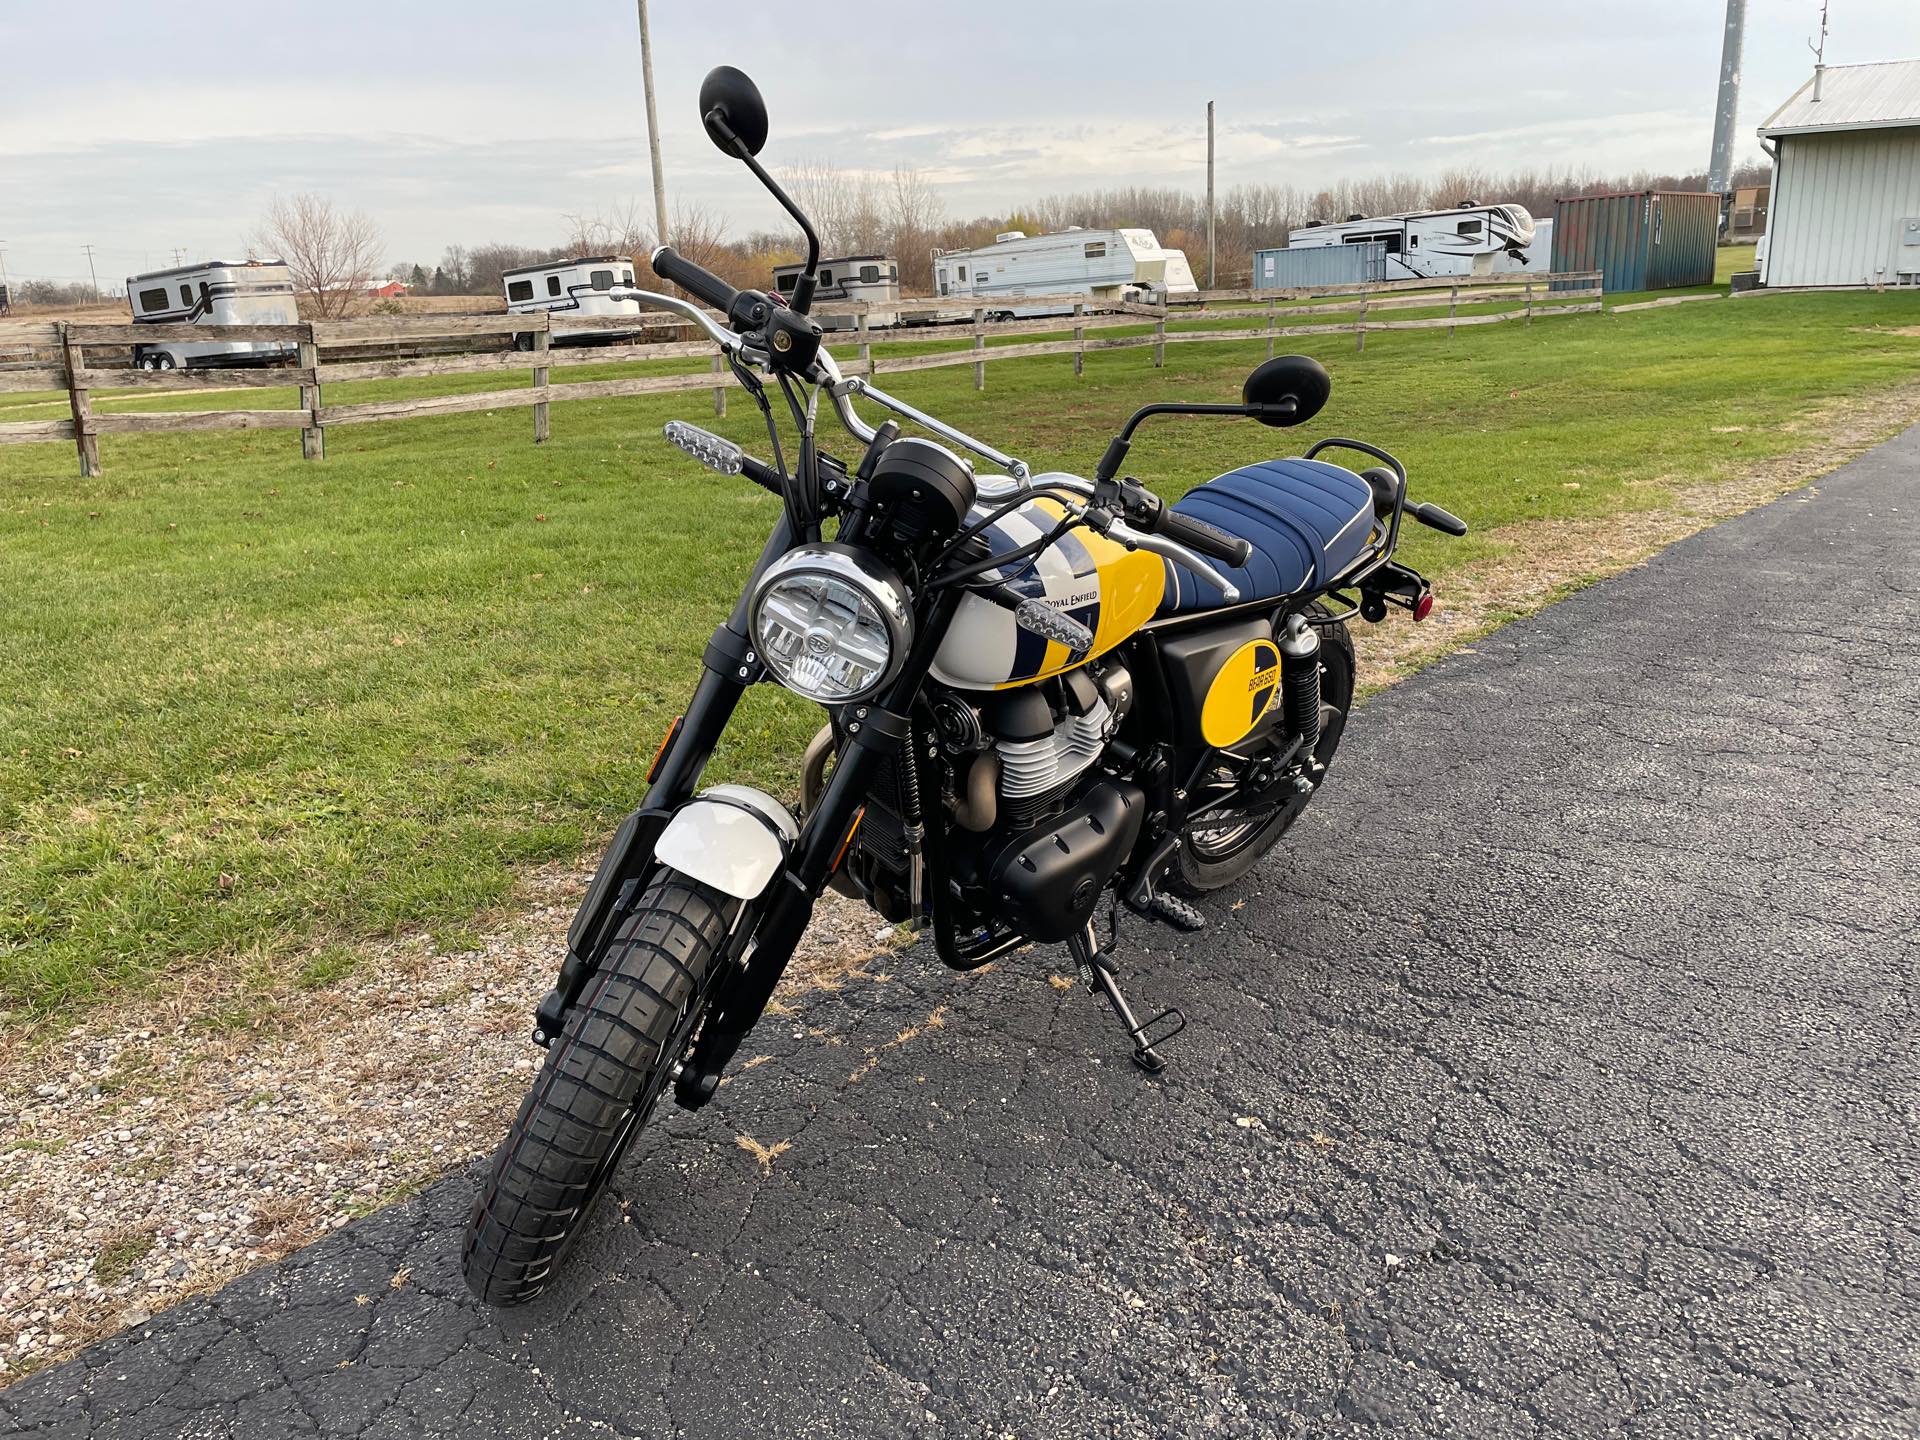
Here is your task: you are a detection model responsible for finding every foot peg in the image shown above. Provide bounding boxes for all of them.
[1147,893,1206,932]
[1068,925,1186,1073]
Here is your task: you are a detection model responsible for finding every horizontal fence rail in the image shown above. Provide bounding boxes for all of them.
[0,272,1604,475]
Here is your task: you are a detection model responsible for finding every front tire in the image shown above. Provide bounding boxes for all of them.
[462,873,735,1307]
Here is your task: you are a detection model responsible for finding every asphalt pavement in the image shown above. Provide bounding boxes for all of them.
[8,423,1918,1438]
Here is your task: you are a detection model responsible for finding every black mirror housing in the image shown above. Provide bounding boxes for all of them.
[699,66,769,157]
[1243,355,1331,428]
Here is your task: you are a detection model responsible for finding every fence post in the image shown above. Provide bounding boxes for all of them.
[972,307,985,391]
[1525,282,1534,327]
[298,325,324,460]
[1154,299,1166,368]
[1448,284,1458,339]
[856,309,872,378]
[1266,297,1277,359]
[1072,302,1085,378]
[710,354,726,417]
[60,324,98,478]
[1355,296,1368,354]
[531,323,551,443]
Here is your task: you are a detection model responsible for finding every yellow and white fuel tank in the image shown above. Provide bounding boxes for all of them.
[930,489,1165,691]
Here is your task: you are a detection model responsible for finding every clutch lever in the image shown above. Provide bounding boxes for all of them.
[607,286,754,358]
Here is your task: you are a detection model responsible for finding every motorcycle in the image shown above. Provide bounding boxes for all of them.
[463,66,1467,1306]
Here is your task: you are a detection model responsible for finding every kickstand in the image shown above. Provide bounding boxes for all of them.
[1066,923,1186,1074]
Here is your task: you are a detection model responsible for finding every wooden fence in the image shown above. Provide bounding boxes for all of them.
[0,271,1602,477]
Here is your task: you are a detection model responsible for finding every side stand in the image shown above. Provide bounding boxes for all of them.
[1066,922,1186,1074]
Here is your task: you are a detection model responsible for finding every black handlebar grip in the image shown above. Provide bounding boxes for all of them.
[1155,508,1253,569]
[1409,500,1469,537]
[650,245,740,315]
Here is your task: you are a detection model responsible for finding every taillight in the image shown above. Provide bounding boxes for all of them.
[1413,592,1435,622]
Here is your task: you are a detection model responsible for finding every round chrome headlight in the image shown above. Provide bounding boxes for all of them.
[749,544,913,704]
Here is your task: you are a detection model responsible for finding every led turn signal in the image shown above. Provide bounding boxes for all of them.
[647,715,685,783]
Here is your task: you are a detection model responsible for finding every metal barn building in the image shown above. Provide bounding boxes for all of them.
[1757,59,1920,289]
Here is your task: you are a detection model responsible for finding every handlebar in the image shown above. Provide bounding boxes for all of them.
[1149,507,1253,569]
[649,245,741,316]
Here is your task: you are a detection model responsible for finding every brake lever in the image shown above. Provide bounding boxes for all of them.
[1105,520,1241,605]
[607,286,755,358]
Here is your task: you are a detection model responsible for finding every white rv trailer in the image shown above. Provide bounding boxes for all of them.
[931,228,1199,318]
[1286,204,1536,282]
[771,255,901,329]
[125,260,300,370]
[1491,218,1554,274]
[500,255,643,347]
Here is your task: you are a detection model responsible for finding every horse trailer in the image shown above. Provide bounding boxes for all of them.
[772,255,900,329]
[932,228,1199,317]
[125,260,300,370]
[1286,204,1537,281]
[501,255,643,347]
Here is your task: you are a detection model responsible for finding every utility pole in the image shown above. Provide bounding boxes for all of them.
[81,243,99,300]
[1205,100,1216,290]
[1808,0,1830,101]
[636,0,670,250]
[172,247,187,266]
[1707,0,1747,196]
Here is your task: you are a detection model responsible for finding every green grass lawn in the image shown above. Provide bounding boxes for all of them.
[2,285,1916,1021]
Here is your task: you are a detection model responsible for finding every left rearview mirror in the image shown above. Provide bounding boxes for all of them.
[699,66,769,158]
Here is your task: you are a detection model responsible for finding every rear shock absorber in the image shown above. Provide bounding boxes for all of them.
[1278,613,1321,753]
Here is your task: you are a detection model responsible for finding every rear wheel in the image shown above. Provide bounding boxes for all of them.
[462,873,736,1307]
[1171,610,1355,896]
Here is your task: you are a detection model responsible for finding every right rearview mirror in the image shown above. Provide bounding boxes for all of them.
[1243,355,1330,428]
[699,66,769,158]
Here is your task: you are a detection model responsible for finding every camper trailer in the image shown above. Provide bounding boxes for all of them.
[1491,218,1554,274]
[932,228,1199,318]
[500,255,644,347]
[1287,204,1536,281]
[125,260,300,370]
[771,255,900,329]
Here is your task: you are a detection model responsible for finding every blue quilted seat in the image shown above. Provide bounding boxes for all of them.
[1159,457,1377,612]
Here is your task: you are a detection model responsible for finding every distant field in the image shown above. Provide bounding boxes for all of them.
[1,282,1915,1021]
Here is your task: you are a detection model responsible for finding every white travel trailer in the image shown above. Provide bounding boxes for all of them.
[772,255,901,329]
[932,228,1199,317]
[125,260,300,370]
[501,255,643,347]
[1287,204,1536,281]
[1491,218,1554,274]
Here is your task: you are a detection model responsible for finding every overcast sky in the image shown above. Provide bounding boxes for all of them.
[4,0,1917,288]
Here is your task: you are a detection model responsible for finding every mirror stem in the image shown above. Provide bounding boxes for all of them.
[707,106,823,315]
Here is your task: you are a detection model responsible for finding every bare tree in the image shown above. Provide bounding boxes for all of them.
[251,193,383,319]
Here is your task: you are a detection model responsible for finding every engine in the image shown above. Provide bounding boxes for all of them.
[829,659,1136,926]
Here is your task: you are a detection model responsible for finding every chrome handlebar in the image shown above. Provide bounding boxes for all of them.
[615,285,1240,603]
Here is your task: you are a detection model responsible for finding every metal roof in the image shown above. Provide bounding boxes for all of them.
[1759,58,1920,137]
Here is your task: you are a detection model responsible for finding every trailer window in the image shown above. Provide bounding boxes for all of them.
[589,269,614,290]
[859,264,880,284]
[1456,220,1483,236]
[179,284,193,306]
[546,275,561,297]
[622,270,634,285]
[139,288,169,312]
[819,270,834,286]
[889,264,898,281]
[508,280,535,302]
[1084,242,1107,259]
[957,265,967,281]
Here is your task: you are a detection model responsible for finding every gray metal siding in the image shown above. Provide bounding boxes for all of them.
[1766,128,1920,287]
[1252,243,1387,290]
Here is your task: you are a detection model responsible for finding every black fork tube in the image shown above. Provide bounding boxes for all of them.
[676,591,961,1105]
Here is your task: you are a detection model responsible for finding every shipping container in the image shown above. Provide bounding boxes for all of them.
[1251,242,1388,290]
[1550,191,1719,292]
